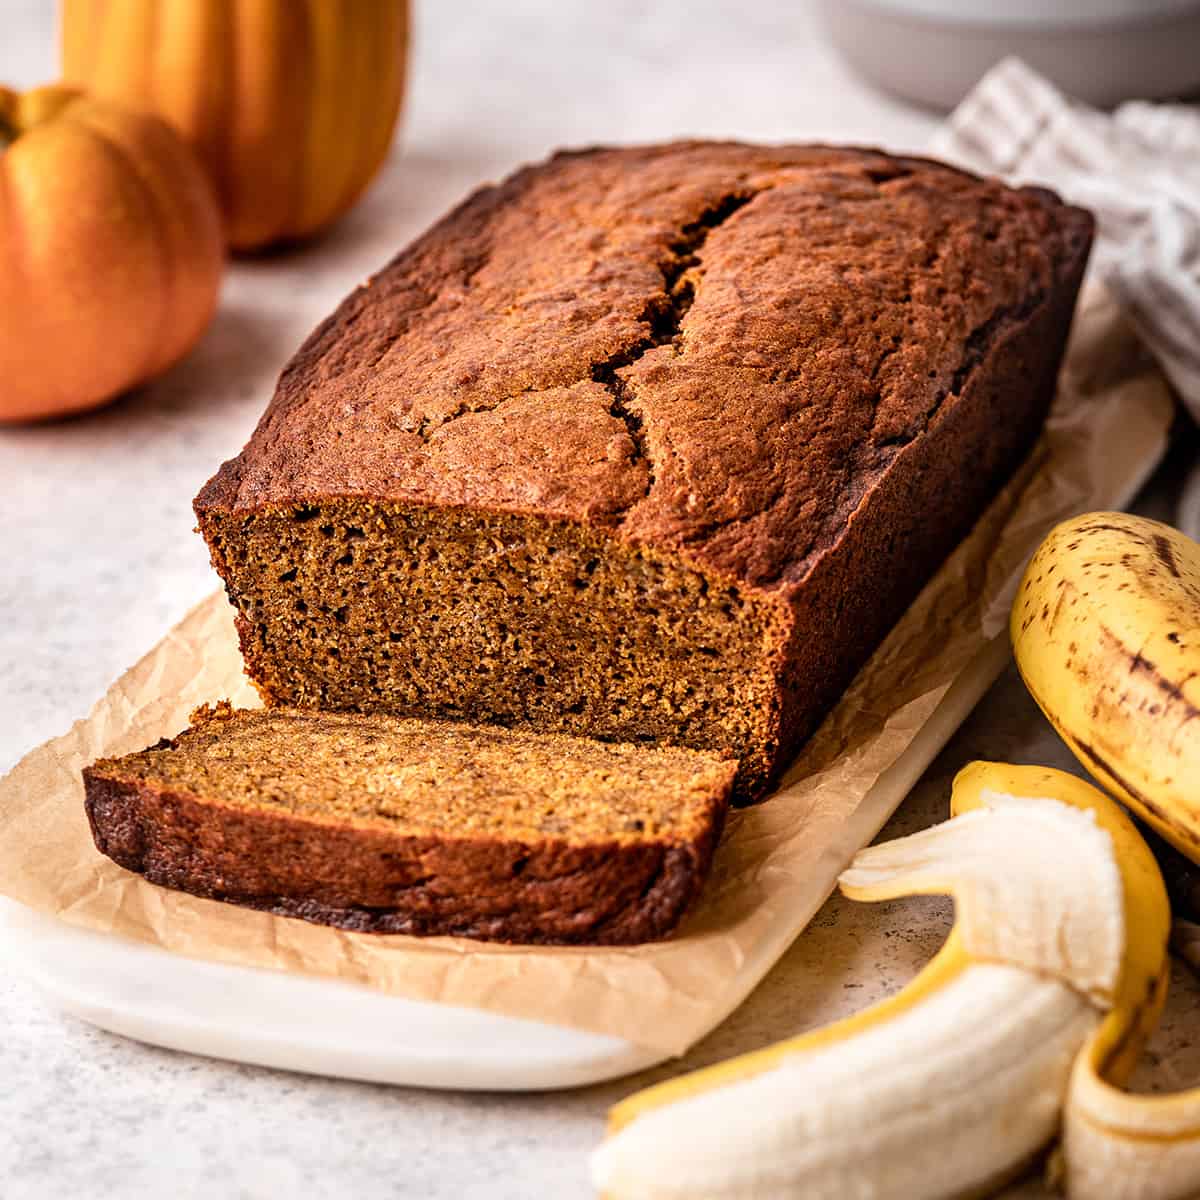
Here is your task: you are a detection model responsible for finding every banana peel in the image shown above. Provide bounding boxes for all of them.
[595,511,1200,1198]
[592,763,1178,1200]
[1011,512,1200,864]
[1008,512,1200,1198]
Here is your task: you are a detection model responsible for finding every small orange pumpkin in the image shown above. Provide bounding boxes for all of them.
[0,85,223,423]
[62,0,410,252]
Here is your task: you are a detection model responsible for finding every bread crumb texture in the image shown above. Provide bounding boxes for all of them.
[195,142,1093,800]
[82,704,735,943]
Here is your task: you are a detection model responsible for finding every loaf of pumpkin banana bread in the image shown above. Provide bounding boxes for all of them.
[195,141,1093,799]
[83,703,734,944]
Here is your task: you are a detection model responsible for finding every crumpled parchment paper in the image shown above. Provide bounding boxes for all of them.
[0,284,1173,1056]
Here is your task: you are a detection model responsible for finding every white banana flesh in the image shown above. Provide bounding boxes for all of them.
[592,787,1125,1200]
[1066,1056,1200,1200]
[839,792,1124,1004]
[1009,511,1200,1199]
[593,963,1094,1200]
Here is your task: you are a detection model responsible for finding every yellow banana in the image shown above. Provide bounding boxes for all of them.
[1066,1036,1200,1200]
[592,762,1161,1200]
[1047,754,1200,1200]
[1011,512,1200,863]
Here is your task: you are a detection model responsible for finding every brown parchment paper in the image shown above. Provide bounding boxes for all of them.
[0,284,1175,1057]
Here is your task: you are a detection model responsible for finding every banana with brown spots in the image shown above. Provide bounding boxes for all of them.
[1011,512,1200,863]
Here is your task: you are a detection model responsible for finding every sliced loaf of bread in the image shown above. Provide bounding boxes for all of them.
[195,142,1093,801]
[83,702,734,944]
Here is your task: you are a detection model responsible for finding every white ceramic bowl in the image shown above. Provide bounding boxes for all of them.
[815,0,1200,108]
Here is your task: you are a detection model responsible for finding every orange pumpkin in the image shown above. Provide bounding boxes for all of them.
[62,0,410,252]
[0,85,223,423]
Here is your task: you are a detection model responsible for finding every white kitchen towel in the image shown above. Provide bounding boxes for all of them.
[931,57,1200,429]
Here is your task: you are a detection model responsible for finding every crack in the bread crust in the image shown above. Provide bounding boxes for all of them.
[406,193,763,454]
[590,192,759,503]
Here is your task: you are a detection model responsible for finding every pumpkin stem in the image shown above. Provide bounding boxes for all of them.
[0,95,15,150]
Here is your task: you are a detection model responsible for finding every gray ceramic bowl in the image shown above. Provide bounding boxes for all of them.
[814,0,1200,109]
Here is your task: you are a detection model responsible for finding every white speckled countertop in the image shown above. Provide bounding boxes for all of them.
[3,3,1198,1197]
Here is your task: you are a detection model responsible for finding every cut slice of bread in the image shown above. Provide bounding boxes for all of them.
[83,702,734,945]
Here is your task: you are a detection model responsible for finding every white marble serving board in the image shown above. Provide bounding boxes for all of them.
[0,637,1010,1092]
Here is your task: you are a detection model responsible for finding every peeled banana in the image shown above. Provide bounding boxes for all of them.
[1007,510,1200,1196]
[592,762,1164,1200]
[596,505,1200,1199]
[1011,512,1200,863]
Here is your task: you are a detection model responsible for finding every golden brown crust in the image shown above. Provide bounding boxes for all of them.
[194,141,1093,798]
[196,141,1091,586]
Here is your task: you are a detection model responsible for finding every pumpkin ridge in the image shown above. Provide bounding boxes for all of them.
[330,2,406,230]
[332,10,384,228]
[0,155,28,291]
[0,82,222,421]
[60,0,409,250]
[79,116,178,383]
